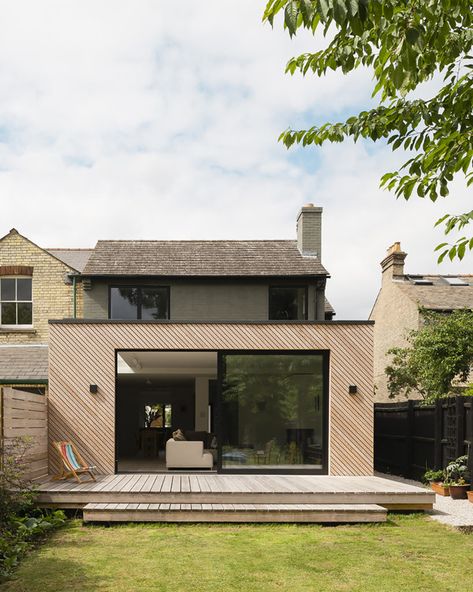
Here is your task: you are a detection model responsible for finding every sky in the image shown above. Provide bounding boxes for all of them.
[0,1,471,319]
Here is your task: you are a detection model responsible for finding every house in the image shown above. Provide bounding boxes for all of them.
[370,242,473,402]
[0,228,93,392]
[45,204,375,478]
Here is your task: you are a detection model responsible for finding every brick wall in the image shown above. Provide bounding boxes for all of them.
[370,275,421,402]
[0,230,81,344]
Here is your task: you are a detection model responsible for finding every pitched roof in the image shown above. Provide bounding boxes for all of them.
[396,275,473,311]
[47,249,94,273]
[324,297,335,315]
[0,229,86,273]
[0,345,48,381]
[82,240,328,277]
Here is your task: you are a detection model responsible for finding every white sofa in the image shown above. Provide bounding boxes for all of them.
[166,438,213,470]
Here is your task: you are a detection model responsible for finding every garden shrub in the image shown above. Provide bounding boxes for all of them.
[0,437,65,580]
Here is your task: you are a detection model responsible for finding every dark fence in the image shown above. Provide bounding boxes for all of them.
[374,397,473,481]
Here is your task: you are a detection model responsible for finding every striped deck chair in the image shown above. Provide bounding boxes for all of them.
[54,441,96,483]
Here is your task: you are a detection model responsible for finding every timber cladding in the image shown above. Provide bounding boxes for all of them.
[0,387,48,481]
[48,322,374,476]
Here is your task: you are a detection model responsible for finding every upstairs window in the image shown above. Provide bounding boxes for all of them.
[269,286,307,320]
[110,286,169,320]
[0,277,33,327]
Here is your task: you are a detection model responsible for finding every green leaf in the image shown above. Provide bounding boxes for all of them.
[347,0,359,18]
[333,0,348,24]
[406,28,420,45]
[317,0,330,21]
[300,0,314,25]
[284,1,299,36]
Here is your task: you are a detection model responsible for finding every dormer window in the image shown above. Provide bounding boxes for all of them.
[0,277,33,327]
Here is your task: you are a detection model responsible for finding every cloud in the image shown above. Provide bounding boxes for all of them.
[0,1,470,319]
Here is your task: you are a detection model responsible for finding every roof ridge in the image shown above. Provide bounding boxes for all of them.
[47,248,94,251]
[94,239,297,243]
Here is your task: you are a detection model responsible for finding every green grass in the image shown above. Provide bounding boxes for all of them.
[2,514,473,592]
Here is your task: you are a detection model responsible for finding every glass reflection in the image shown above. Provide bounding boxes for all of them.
[221,354,324,470]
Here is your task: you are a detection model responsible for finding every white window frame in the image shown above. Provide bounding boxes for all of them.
[0,276,33,329]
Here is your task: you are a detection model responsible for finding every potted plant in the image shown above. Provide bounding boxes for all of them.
[444,455,470,500]
[423,468,449,496]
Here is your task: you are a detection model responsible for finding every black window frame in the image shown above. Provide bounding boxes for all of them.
[268,285,308,321]
[108,285,170,320]
[216,349,329,475]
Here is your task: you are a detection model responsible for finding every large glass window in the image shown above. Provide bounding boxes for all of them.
[110,286,169,320]
[220,353,325,471]
[269,286,307,320]
[0,277,32,326]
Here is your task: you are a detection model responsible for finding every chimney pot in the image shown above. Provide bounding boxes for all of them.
[381,242,407,279]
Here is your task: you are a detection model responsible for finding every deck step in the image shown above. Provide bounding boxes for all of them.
[83,503,387,523]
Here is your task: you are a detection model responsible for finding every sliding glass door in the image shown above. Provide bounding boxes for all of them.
[219,352,327,473]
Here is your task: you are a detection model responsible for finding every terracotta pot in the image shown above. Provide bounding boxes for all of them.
[467,491,473,504]
[449,484,470,500]
[431,482,450,496]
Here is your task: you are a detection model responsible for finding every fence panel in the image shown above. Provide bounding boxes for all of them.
[0,386,48,481]
[374,397,473,481]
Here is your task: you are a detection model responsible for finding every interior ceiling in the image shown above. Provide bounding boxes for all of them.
[117,351,218,377]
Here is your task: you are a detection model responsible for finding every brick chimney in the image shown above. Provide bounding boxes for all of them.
[381,242,407,280]
[297,203,322,259]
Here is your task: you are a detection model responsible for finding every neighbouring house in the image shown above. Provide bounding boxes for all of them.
[0,228,93,392]
[370,242,473,403]
[46,204,374,477]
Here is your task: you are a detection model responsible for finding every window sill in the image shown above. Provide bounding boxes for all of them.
[0,328,36,334]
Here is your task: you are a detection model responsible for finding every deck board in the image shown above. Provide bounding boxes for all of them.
[36,474,434,511]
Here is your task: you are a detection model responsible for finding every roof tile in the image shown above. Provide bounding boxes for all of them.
[83,240,328,277]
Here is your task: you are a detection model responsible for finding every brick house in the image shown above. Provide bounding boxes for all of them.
[370,242,473,402]
[0,228,92,391]
[2,206,376,478]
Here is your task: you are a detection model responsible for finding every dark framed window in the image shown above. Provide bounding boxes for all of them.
[0,277,33,326]
[109,286,169,320]
[269,286,307,320]
[218,351,328,474]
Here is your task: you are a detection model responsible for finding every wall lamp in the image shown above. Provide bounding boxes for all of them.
[89,384,98,394]
[348,385,358,395]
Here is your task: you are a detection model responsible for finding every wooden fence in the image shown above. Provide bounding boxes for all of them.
[0,386,48,481]
[374,397,473,481]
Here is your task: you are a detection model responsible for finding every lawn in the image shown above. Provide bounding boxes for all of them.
[2,514,473,592]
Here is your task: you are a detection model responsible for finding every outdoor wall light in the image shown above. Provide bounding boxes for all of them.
[348,385,358,395]
[89,384,98,394]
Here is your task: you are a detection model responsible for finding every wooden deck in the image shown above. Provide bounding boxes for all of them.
[36,474,434,514]
[83,502,388,523]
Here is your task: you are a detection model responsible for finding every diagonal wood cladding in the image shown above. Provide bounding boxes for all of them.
[48,322,373,476]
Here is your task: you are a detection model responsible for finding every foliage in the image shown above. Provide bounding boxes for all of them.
[0,437,65,580]
[385,309,473,402]
[0,437,36,524]
[422,468,445,484]
[263,1,473,260]
[444,455,469,486]
[0,511,66,581]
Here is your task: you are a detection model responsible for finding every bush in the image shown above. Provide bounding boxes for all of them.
[0,437,65,580]
[422,469,445,484]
